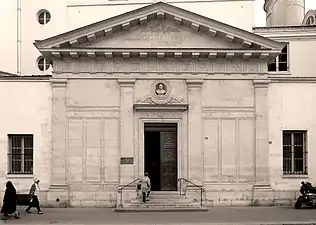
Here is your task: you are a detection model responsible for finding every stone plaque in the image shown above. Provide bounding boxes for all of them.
[120,157,134,165]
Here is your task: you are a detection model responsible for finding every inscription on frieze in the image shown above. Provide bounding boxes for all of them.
[126,23,186,47]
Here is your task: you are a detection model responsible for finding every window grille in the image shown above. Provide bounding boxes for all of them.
[38,10,51,25]
[37,57,51,71]
[8,134,33,175]
[283,131,307,175]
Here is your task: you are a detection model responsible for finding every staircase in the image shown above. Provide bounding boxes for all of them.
[114,178,209,212]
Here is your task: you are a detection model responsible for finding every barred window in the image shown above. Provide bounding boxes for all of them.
[8,134,33,175]
[283,131,307,175]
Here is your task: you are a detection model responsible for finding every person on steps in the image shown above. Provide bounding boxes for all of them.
[140,172,151,203]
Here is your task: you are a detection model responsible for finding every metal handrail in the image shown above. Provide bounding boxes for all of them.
[117,178,140,207]
[178,178,205,207]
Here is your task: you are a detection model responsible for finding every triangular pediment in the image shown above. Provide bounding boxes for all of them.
[80,20,245,49]
[34,2,285,60]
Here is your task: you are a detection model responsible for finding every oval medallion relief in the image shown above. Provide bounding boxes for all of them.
[151,80,172,103]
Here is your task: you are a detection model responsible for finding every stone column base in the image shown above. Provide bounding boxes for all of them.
[47,184,69,208]
[252,184,274,206]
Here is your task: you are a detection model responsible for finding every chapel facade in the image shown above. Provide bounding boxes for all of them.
[32,2,285,207]
[1,1,316,208]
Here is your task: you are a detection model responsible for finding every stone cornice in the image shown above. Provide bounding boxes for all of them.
[118,78,136,86]
[0,75,51,80]
[253,26,316,37]
[269,76,316,83]
[186,79,203,87]
[45,48,280,61]
[133,104,188,111]
[253,79,270,88]
[51,78,68,87]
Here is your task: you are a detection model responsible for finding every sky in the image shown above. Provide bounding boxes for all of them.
[254,0,316,26]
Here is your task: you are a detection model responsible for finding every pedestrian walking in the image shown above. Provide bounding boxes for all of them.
[1,181,20,221]
[140,172,151,203]
[25,178,43,214]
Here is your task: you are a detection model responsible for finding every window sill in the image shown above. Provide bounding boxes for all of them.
[282,174,308,179]
[6,174,34,179]
[268,71,291,76]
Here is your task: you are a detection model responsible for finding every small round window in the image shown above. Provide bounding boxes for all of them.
[37,57,51,71]
[37,9,51,25]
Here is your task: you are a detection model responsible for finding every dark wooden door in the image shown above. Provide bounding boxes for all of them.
[160,131,177,191]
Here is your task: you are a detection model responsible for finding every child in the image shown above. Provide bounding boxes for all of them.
[136,181,142,198]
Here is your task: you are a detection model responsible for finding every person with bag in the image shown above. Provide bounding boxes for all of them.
[1,181,20,221]
[25,178,42,214]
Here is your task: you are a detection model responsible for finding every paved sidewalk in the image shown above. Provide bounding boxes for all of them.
[2,206,316,225]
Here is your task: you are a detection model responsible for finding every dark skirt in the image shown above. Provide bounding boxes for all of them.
[1,200,17,214]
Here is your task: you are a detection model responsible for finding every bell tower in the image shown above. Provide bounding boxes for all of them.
[264,0,305,27]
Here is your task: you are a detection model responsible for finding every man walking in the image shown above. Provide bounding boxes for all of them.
[25,178,43,214]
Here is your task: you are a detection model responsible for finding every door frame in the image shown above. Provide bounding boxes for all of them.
[137,118,184,190]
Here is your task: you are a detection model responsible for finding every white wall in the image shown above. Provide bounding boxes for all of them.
[0,1,17,74]
[269,82,316,190]
[0,79,52,198]
[0,0,255,75]
[20,0,68,75]
[288,39,316,77]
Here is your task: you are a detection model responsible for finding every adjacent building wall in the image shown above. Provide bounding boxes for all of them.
[254,26,316,204]
[0,77,52,206]
[268,81,316,203]
[254,27,316,77]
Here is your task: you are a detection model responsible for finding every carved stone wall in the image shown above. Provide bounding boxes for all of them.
[202,109,255,184]
[201,79,256,185]
[54,58,268,75]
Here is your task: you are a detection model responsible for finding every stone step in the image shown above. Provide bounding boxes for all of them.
[145,195,185,199]
[125,203,203,208]
[130,198,194,204]
[113,207,209,212]
[149,191,178,194]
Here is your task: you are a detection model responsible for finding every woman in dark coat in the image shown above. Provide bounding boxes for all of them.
[1,181,19,220]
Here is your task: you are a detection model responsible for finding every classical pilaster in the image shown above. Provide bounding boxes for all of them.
[186,79,203,184]
[252,79,272,204]
[118,78,135,185]
[48,78,68,207]
[253,79,270,186]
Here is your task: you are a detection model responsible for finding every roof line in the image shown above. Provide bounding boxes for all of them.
[0,70,17,76]
[34,1,284,50]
